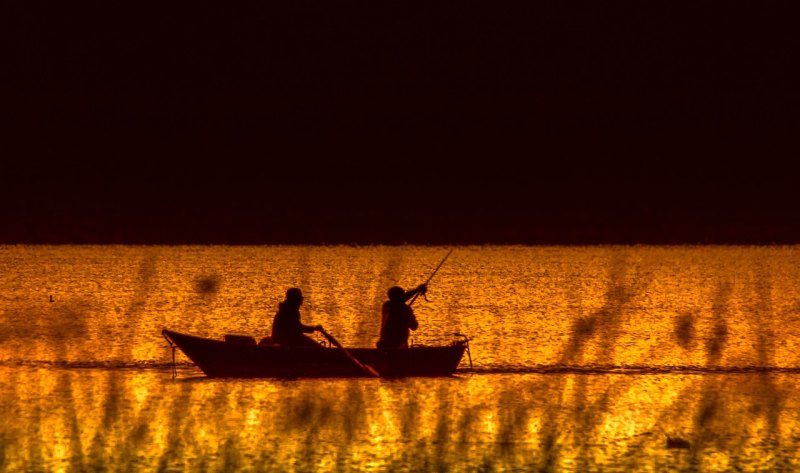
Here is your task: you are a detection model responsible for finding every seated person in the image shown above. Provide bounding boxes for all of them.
[271,287,323,348]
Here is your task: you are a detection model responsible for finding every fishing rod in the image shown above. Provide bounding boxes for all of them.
[409,249,454,306]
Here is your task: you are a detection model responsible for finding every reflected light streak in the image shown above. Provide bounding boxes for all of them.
[1,245,800,470]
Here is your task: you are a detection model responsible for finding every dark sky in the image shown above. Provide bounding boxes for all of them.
[3,2,799,244]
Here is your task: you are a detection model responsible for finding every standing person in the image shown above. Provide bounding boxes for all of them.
[376,284,427,348]
[271,287,323,348]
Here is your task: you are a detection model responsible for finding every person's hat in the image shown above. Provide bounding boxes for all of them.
[387,286,405,300]
[286,287,304,301]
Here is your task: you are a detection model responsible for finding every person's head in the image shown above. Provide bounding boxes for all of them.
[285,287,304,304]
[387,286,405,301]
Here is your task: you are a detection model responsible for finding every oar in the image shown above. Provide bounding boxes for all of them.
[318,327,380,377]
[409,248,454,306]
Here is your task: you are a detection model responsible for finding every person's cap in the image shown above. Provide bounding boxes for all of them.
[387,286,405,300]
[286,287,304,301]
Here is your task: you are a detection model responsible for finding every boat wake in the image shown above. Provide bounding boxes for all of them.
[3,360,800,375]
[0,359,196,370]
[458,364,800,375]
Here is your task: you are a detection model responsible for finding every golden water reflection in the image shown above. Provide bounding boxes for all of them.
[2,245,800,370]
[2,367,799,472]
[3,245,800,471]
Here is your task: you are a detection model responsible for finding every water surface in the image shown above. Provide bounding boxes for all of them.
[2,245,799,471]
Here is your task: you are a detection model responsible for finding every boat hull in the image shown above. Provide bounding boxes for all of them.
[162,329,466,378]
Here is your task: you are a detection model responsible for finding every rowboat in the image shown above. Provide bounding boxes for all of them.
[162,329,469,378]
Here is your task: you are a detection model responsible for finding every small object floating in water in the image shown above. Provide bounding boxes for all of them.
[666,436,691,449]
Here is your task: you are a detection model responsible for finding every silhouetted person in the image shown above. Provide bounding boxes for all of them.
[376,284,426,348]
[271,288,323,348]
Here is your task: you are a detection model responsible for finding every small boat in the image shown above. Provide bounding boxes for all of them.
[162,329,470,378]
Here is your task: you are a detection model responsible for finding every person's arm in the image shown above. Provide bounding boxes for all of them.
[407,310,418,331]
[402,284,427,303]
[381,302,389,329]
[290,308,320,333]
